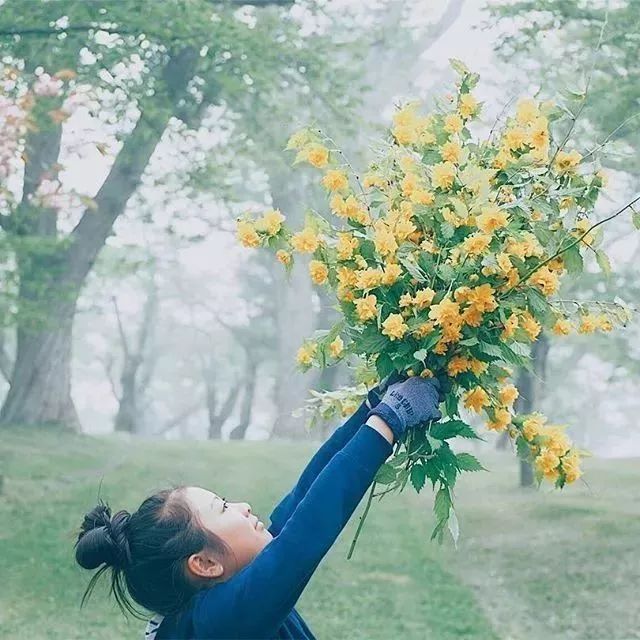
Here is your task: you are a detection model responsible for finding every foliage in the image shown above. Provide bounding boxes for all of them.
[239,60,637,544]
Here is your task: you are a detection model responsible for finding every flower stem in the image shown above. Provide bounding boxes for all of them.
[347,480,377,560]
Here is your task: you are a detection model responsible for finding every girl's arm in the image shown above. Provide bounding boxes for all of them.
[192,420,393,639]
[267,399,372,536]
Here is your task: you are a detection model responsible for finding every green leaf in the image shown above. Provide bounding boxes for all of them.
[440,222,455,240]
[526,288,552,320]
[448,509,460,547]
[434,486,451,523]
[456,452,486,472]
[413,349,427,362]
[374,463,397,485]
[563,244,584,275]
[596,249,612,276]
[410,464,427,493]
[516,436,532,461]
[437,264,456,283]
[632,209,640,230]
[430,420,482,440]
[375,352,395,379]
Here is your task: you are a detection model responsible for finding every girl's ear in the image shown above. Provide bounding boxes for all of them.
[186,551,224,580]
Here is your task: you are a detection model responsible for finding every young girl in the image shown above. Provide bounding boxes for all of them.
[75,376,442,639]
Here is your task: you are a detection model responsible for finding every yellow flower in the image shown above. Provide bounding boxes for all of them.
[381,263,403,286]
[441,206,462,228]
[464,387,490,413]
[431,161,457,190]
[355,295,378,322]
[462,232,492,256]
[381,313,408,340]
[330,193,346,216]
[363,172,386,189]
[516,98,539,125]
[531,266,559,296]
[487,407,512,432]
[401,172,419,197]
[336,233,359,261]
[428,297,461,326]
[411,189,435,205]
[447,355,470,376]
[476,204,509,233]
[444,113,463,134]
[528,116,549,149]
[496,252,512,274]
[321,169,349,192]
[237,220,261,248]
[304,144,329,168]
[276,249,292,266]
[309,260,329,285]
[462,306,483,327]
[522,414,546,440]
[255,208,285,236]
[413,321,435,338]
[399,293,413,308]
[501,313,519,340]
[413,287,436,309]
[469,358,488,376]
[467,284,497,312]
[459,93,479,119]
[520,311,541,341]
[595,169,609,187]
[573,219,594,246]
[499,383,519,407]
[440,140,463,164]
[373,221,398,257]
[578,314,598,334]
[336,266,358,287]
[596,314,613,332]
[504,127,527,150]
[393,217,417,242]
[536,448,560,479]
[296,342,317,366]
[355,268,383,290]
[328,336,344,358]
[541,425,571,457]
[554,149,582,174]
[562,451,582,484]
[552,317,572,336]
[493,150,514,170]
[291,227,320,253]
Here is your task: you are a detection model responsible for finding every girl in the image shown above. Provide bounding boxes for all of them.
[75,376,442,639]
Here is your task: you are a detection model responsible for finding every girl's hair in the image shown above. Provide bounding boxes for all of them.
[75,487,231,619]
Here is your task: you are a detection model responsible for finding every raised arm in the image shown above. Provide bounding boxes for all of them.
[267,399,371,536]
[193,421,393,639]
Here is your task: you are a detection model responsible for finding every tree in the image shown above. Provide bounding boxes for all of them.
[0,0,336,429]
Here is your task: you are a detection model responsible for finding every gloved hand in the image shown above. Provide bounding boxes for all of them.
[365,371,406,409]
[367,377,442,442]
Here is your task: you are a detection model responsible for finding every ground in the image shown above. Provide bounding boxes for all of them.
[1,426,639,640]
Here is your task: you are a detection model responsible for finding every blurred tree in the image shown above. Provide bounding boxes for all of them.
[0,0,320,429]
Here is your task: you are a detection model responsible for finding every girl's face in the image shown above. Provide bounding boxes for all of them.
[183,486,272,580]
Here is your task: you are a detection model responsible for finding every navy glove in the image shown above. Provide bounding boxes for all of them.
[367,377,442,442]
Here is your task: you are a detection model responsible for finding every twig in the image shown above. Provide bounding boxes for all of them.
[347,481,377,560]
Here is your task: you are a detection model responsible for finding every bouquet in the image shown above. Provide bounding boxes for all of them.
[237,60,635,547]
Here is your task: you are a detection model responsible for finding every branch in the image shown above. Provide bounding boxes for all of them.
[111,296,129,358]
[0,331,13,382]
[155,399,203,436]
[505,193,640,296]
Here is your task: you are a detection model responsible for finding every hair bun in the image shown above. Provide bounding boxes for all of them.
[75,501,132,570]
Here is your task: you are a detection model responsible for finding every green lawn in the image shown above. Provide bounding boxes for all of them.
[1,426,639,640]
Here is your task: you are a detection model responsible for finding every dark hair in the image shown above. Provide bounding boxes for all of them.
[75,487,231,619]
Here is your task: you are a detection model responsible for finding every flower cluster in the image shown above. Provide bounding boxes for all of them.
[238,60,630,539]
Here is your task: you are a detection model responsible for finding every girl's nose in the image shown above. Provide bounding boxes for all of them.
[238,502,252,516]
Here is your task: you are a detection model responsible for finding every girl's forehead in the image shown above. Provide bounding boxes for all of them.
[184,486,220,506]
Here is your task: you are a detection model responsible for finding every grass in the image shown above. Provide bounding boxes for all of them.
[1,426,639,640]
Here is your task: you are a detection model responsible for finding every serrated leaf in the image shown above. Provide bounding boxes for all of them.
[440,222,455,240]
[410,464,427,493]
[374,463,397,485]
[448,509,460,547]
[516,435,532,461]
[563,244,584,275]
[434,486,451,523]
[456,452,486,472]
[632,209,640,230]
[375,352,395,379]
[596,249,612,276]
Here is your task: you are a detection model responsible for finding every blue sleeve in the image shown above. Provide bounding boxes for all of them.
[192,424,392,640]
[268,400,371,537]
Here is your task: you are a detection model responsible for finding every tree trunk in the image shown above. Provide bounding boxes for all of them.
[0,49,198,430]
[229,364,257,441]
[0,297,80,429]
[515,334,550,487]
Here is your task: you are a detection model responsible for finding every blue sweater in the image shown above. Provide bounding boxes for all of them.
[153,402,392,639]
